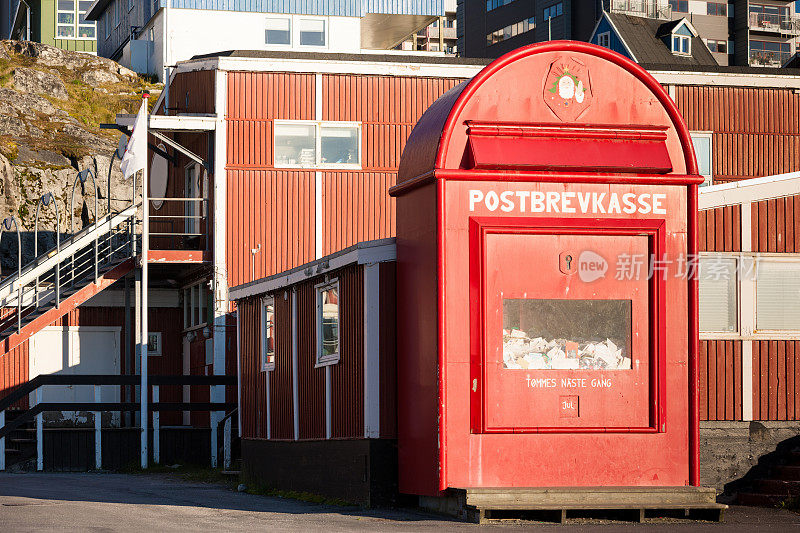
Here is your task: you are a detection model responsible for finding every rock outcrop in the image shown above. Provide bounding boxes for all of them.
[0,40,159,273]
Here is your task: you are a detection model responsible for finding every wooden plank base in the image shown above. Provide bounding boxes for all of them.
[421,487,728,524]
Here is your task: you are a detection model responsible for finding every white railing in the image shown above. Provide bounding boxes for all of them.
[610,0,671,19]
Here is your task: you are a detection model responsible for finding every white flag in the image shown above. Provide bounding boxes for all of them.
[120,99,148,179]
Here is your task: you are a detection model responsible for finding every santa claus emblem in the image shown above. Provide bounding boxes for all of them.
[543,57,593,122]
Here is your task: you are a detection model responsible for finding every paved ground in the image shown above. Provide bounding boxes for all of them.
[0,473,799,532]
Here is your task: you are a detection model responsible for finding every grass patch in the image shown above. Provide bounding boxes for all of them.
[118,463,238,486]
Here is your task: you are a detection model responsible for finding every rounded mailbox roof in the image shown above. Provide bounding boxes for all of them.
[396,41,699,187]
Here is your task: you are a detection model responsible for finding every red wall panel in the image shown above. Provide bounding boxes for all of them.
[675,86,800,183]
[270,290,294,440]
[753,340,800,421]
[330,264,364,439]
[379,262,398,438]
[296,280,325,440]
[751,194,800,253]
[698,205,741,252]
[699,340,742,421]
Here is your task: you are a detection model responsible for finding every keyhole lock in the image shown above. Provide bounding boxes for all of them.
[559,251,577,275]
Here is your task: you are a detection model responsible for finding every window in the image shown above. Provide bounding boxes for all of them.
[261,296,276,371]
[672,34,691,55]
[486,0,517,12]
[749,40,792,66]
[669,0,689,12]
[444,18,454,29]
[597,31,610,48]
[298,18,325,47]
[265,17,291,45]
[105,11,111,39]
[486,16,535,46]
[690,132,712,185]
[699,257,738,333]
[756,261,800,331]
[183,281,209,330]
[113,0,120,28]
[128,0,134,11]
[57,1,95,39]
[315,281,339,366]
[706,39,727,54]
[502,299,632,370]
[543,3,563,20]
[274,122,361,168]
[707,2,727,16]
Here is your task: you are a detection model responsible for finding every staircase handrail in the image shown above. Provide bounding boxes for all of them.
[0,374,237,413]
[0,203,140,303]
[34,192,60,309]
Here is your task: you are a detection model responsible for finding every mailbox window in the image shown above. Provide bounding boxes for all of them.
[502,299,632,370]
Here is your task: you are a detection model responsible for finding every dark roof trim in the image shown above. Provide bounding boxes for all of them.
[641,63,800,76]
[189,49,492,66]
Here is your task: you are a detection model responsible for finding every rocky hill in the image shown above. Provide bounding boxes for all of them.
[0,41,161,273]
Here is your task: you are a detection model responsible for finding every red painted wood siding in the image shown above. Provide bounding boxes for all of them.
[698,205,741,252]
[270,290,294,440]
[675,86,800,183]
[699,340,742,421]
[237,298,266,439]
[296,279,325,440]
[753,341,800,421]
[751,195,800,253]
[225,71,464,287]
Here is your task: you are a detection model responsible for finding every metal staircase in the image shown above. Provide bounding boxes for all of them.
[0,203,140,354]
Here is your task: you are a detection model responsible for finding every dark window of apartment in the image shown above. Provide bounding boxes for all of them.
[669,0,689,13]
[543,3,564,20]
[706,39,727,53]
[707,2,726,16]
[486,0,517,12]
[486,16,535,46]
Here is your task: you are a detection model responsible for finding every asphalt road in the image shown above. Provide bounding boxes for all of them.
[1,473,799,532]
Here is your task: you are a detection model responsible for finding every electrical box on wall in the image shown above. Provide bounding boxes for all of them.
[392,42,704,496]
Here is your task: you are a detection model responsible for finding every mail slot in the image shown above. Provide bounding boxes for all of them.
[390,42,705,497]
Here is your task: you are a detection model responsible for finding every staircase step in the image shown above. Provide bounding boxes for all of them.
[8,438,36,445]
[738,492,794,507]
[772,466,800,481]
[754,479,800,496]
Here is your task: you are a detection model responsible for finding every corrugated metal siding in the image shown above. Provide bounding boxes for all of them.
[751,195,800,253]
[226,71,464,286]
[330,264,364,439]
[226,169,316,288]
[698,205,741,252]
[170,0,443,16]
[379,261,397,438]
[238,297,267,439]
[270,290,294,439]
[753,341,800,421]
[296,280,325,439]
[321,171,396,257]
[699,340,742,421]
[675,86,800,183]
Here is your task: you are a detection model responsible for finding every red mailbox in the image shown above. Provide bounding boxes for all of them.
[391,42,706,499]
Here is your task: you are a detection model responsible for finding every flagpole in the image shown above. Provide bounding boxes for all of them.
[140,93,150,470]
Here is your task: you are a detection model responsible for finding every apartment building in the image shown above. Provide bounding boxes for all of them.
[398,0,457,54]
[459,0,800,67]
[84,0,445,80]
[1,0,97,53]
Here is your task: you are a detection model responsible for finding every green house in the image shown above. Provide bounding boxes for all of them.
[2,0,96,53]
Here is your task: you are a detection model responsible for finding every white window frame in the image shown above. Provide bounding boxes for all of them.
[315,279,340,368]
[57,0,96,41]
[754,256,800,336]
[672,33,691,55]
[183,280,209,331]
[698,254,740,335]
[265,15,293,48]
[261,295,276,371]
[273,120,362,170]
[690,131,713,186]
[598,31,610,48]
[296,16,328,49]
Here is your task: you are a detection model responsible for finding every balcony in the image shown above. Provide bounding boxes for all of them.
[749,13,800,36]
[610,0,672,19]
[749,49,793,67]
